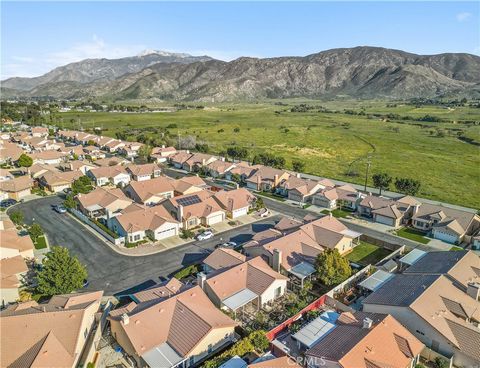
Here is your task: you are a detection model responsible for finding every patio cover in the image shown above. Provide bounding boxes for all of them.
[340,229,362,238]
[359,269,394,292]
[399,249,427,266]
[222,288,258,311]
[86,204,103,212]
[292,311,340,348]
[142,342,184,368]
[289,262,316,280]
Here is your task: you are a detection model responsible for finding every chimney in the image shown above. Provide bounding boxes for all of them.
[329,212,333,219]
[162,144,165,148]
[363,317,373,329]
[274,174,279,186]
[413,204,420,215]
[197,272,207,290]
[121,313,129,325]
[272,249,282,272]
[202,158,206,166]
[467,282,480,300]
[296,173,301,178]
[177,204,184,222]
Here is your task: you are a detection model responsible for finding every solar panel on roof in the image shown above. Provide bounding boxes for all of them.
[176,195,201,207]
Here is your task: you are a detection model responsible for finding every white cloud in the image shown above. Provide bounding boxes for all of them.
[456,12,472,22]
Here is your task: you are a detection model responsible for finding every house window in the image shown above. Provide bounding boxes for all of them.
[134,234,141,241]
[431,340,440,351]
[189,356,195,367]
[84,328,88,339]
[207,344,213,354]
[274,286,282,298]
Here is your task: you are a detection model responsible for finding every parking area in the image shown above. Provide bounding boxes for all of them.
[11,196,280,295]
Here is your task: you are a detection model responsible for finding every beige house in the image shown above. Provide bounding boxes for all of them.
[363,251,480,367]
[171,176,208,196]
[213,188,256,218]
[0,255,28,305]
[76,187,133,219]
[277,176,334,203]
[108,285,237,368]
[30,150,68,165]
[200,256,289,313]
[305,312,424,368]
[0,229,35,259]
[245,166,290,191]
[0,291,104,367]
[0,175,33,200]
[312,184,361,210]
[206,160,236,178]
[182,153,218,172]
[87,166,131,187]
[124,176,174,205]
[170,151,194,168]
[150,146,177,163]
[38,170,83,193]
[203,248,246,274]
[126,163,162,181]
[31,126,49,137]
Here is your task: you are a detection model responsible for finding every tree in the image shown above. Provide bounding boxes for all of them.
[138,145,152,162]
[71,176,93,195]
[64,195,76,209]
[17,153,33,168]
[315,249,352,286]
[9,210,24,225]
[292,160,305,173]
[36,246,88,296]
[372,172,392,195]
[394,178,421,196]
[87,139,96,146]
[248,331,269,353]
[231,173,242,184]
[28,223,44,241]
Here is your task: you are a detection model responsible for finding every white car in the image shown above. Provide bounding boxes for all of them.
[197,230,214,241]
[258,208,270,217]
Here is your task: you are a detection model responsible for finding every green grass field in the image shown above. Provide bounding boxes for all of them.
[53,100,480,208]
[394,227,431,244]
[346,241,392,266]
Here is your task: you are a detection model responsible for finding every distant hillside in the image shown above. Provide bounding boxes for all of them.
[2,47,480,100]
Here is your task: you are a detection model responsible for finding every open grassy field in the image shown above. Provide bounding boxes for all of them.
[54,100,480,208]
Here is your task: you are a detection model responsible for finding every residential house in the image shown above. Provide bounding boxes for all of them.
[245,215,361,285]
[31,126,49,137]
[83,145,106,160]
[0,169,14,182]
[108,286,237,368]
[123,176,175,205]
[0,230,35,259]
[163,190,226,229]
[170,151,193,169]
[277,176,334,202]
[357,195,394,218]
[249,356,302,368]
[225,162,259,183]
[76,187,133,219]
[0,256,28,305]
[202,248,246,274]
[312,184,361,210]
[206,160,236,178]
[362,251,480,367]
[245,166,290,191]
[182,153,218,172]
[60,144,85,159]
[0,291,104,367]
[59,160,96,175]
[38,170,83,193]
[109,204,180,242]
[411,203,480,244]
[213,188,256,218]
[200,256,289,313]
[103,139,125,153]
[171,176,208,196]
[305,312,424,368]
[126,163,162,182]
[86,166,131,187]
[93,156,128,167]
[0,142,23,165]
[0,176,33,200]
[130,278,185,304]
[150,146,177,163]
[118,142,143,158]
[273,217,303,234]
[30,150,68,165]
[28,163,59,179]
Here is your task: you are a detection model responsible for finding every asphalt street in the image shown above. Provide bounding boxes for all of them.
[11,196,279,295]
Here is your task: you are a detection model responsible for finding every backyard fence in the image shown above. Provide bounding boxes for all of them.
[69,208,125,246]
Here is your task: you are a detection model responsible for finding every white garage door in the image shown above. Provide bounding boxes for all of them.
[433,230,458,244]
[207,213,224,225]
[375,215,394,226]
[155,227,177,240]
[232,207,248,218]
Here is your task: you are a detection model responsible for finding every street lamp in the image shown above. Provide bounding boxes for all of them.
[364,156,371,192]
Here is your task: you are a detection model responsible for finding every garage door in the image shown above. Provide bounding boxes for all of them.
[433,230,458,244]
[232,207,248,218]
[375,215,394,226]
[207,213,224,225]
[155,227,177,240]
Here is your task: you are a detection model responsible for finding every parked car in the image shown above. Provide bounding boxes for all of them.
[53,204,67,214]
[82,279,90,288]
[258,208,270,217]
[63,188,72,194]
[0,199,17,208]
[197,230,214,241]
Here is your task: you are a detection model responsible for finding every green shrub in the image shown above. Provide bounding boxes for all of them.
[180,229,194,239]
[92,219,119,238]
[174,264,200,280]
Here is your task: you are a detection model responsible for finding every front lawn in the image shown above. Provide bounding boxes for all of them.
[258,192,286,202]
[395,227,430,244]
[34,235,48,249]
[346,241,391,266]
[321,208,353,218]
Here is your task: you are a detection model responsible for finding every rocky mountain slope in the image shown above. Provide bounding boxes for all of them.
[2,47,479,100]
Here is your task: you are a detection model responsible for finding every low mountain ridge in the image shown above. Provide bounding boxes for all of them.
[2,46,479,100]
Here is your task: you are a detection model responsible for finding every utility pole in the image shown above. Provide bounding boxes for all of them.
[364,155,371,192]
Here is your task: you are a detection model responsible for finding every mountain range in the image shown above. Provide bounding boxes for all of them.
[2,47,479,101]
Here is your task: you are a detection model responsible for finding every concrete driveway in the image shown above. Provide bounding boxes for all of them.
[11,196,279,295]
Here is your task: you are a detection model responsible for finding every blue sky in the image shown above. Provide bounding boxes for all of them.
[1,1,479,79]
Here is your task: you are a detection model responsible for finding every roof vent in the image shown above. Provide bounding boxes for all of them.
[363,317,373,329]
[121,313,130,325]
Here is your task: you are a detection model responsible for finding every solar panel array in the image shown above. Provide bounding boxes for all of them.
[176,195,202,207]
